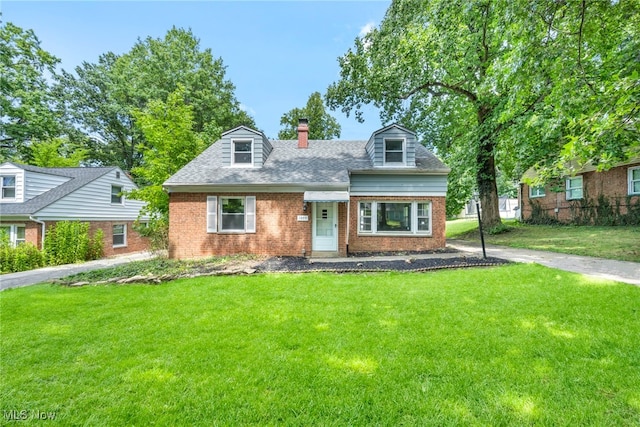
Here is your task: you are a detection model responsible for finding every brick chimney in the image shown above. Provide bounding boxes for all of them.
[297,118,309,149]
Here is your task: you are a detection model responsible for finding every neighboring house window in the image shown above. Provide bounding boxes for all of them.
[384,139,405,164]
[113,224,126,247]
[206,195,256,233]
[232,139,253,165]
[566,176,583,200]
[629,166,640,195]
[0,224,26,247]
[529,185,546,198]
[358,201,431,235]
[1,175,16,199]
[111,185,123,204]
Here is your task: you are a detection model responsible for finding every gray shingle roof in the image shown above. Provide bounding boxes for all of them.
[164,139,449,187]
[0,163,116,216]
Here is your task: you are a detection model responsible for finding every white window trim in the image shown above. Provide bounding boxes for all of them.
[1,175,17,201]
[111,185,124,205]
[358,201,432,236]
[529,185,546,198]
[566,176,583,200]
[382,138,406,166]
[629,166,640,196]
[0,224,26,247]
[206,195,256,234]
[112,224,127,248]
[231,138,254,167]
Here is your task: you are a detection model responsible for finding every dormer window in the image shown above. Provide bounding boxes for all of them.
[233,139,253,166]
[1,175,16,199]
[384,139,405,165]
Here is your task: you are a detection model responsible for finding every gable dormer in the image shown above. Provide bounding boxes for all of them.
[220,126,272,168]
[365,124,417,168]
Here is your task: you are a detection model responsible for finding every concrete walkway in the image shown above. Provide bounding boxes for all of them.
[447,239,640,286]
[0,251,157,291]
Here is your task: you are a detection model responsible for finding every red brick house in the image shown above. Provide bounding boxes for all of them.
[0,162,149,257]
[519,159,640,224]
[164,121,450,258]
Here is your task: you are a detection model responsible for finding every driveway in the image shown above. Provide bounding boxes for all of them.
[447,239,640,286]
[0,251,156,291]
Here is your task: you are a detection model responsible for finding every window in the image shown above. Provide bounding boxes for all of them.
[358,201,431,235]
[566,176,583,200]
[629,167,640,195]
[111,185,123,204]
[233,140,253,165]
[113,224,126,247]
[529,185,545,198]
[384,139,404,164]
[0,224,26,247]
[206,196,256,233]
[1,175,16,199]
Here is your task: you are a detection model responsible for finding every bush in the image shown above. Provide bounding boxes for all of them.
[0,237,44,273]
[44,221,103,266]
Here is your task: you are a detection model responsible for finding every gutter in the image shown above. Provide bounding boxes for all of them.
[29,216,46,249]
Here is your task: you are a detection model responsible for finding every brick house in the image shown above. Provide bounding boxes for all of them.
[164,121,450,258]
[519,159,640,224]
[0,162,149,257]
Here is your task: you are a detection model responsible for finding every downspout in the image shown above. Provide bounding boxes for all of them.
[29,216,46,250]
[346,179,351,255]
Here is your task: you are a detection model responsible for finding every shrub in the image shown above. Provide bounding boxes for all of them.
[44,221,100,265]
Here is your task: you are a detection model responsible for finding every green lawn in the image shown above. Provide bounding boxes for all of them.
[447,219,640,262]
[2,267,640,425]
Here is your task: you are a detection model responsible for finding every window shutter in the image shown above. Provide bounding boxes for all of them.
[207,196,217,233]
[245,196,256,233]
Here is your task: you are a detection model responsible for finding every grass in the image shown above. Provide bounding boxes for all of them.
[2,267,640,425]
[446,219,640,262]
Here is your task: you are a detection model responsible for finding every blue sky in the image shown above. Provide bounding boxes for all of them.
[2,1,391,140]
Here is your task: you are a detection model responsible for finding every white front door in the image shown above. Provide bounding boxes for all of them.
[312,202,338,251]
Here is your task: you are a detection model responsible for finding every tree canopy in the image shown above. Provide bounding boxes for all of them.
[55,27,255,171]
[278,92,341,140]
[0,22,64,161]
[327,0,639,225]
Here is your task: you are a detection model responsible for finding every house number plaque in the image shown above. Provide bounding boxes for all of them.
[297,215,309,221]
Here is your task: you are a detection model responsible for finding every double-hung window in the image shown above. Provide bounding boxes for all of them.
[529,185,545,198]
[207,196,256,233]
[0,224,26,247]
[566,176,583,200]
[232,140,253,166]
[383,139,405,165]
[113,224,126,247]
[358,201,431,235]
[111,185,123,204]
[629,166,640,195]
[1,175,16,200]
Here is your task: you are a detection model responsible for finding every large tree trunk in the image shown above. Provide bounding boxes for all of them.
[476,105,502,229]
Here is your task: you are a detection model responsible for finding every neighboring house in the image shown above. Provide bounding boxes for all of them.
[460,196,519,219]
[519,158,640,224]
[164,121,450,259]
[0,162,149,257]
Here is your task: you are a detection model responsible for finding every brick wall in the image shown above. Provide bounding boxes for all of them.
[169,192,313,259]
[347,196,447,253]
[521,163,640,223]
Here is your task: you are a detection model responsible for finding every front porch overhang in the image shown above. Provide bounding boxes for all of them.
[303,191,350,203]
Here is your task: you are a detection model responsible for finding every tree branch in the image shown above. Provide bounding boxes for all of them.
[398,81,477,103]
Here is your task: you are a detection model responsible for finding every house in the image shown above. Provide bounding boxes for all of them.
[0,162,149,256]
[460,196,519,219]
[164,120,450,259]
[519,158,640,224]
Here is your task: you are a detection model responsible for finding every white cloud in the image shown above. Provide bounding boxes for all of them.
[239,103,256,116]
[359,21,375,38]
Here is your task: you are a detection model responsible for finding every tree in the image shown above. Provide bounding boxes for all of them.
[327,0,638,228]
[0,22,63,161]
[30,137,88,167]
[55,27,254,171]
[277,92,341,140]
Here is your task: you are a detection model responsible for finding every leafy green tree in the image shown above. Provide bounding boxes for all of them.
[55,27,254,171]
[327,0,638,228]
[277,92,341,139]
[30,137,88,167]
[0,22,63,161]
